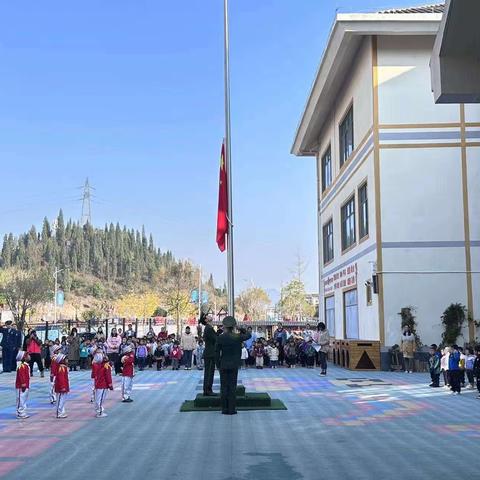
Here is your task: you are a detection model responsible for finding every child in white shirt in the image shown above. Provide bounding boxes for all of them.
[241,343,249,369]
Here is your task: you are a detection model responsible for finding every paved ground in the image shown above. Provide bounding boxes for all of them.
[0,365,478,480]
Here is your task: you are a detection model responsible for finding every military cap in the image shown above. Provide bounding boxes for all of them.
[222,316,236,328]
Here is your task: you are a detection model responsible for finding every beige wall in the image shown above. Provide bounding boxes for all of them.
[377,35,480,345]
[377,35,459,125]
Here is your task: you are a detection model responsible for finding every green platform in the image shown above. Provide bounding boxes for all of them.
[180,385,287,412]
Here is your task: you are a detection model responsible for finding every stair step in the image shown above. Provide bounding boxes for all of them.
[193,392,272,408]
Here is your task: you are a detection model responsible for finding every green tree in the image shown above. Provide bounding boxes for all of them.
[0,268,53,330]
[278,278,315,321]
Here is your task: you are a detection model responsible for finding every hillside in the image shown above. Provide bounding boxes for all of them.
[0,210,181,317]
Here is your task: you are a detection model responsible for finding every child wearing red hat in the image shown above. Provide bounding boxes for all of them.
[15,351,31,419]
[54,353,69,418]
[94,353,113,418]
[90,348,103,403]
[49,345,62,404]
[121,344,135,403]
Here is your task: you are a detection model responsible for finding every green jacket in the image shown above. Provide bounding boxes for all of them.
[203,324,217,359]
[215,331,251,369]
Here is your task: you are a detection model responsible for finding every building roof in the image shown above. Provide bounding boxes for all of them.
[291,6,444,156]
[379,4,444,14]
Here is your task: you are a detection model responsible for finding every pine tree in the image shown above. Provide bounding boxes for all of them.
[0,214,191,296]
[41,217,51,241]
[1,234,12,267]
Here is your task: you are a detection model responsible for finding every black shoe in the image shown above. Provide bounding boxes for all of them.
[204,391,217,396]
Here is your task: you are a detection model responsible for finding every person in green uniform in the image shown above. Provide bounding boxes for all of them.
[215,316,251,415]
[200,311,217,396]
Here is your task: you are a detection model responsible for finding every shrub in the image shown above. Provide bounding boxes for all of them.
[441,303,466,346]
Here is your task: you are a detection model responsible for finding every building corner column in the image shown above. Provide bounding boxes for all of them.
[372,35,385,346]
[459,104,474,342]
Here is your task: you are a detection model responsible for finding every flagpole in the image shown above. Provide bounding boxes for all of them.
[224,0,235,317]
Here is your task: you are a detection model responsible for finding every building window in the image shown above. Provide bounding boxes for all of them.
[321,146,332,192]
[341,196,356,251]
[322,220,334,264]
[339,106,354,167]
[358,183,368,239]
[325,296,335,337]
[344,289,359,339]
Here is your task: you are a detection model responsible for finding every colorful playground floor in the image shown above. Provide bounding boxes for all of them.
[0,365,477,479]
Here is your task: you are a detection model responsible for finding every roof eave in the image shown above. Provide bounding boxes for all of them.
[291,13,443,157]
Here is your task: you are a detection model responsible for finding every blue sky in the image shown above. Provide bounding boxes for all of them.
[0,0,431,295]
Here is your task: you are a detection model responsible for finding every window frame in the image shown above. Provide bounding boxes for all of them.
[322,218,334,265]
[343,287,359,340]
[358,181,369,241]
[321,145,332,193]
[341,195,356,253]
[339,105,354,168]
[324,294,335,337]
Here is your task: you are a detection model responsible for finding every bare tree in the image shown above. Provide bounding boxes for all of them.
[236,287,271,320]
[290,251,308,281]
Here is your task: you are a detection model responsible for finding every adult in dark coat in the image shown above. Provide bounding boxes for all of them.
[200,312,217,396]
[0,321,21,372]
[67,328,80,371]
[215,316,251,415]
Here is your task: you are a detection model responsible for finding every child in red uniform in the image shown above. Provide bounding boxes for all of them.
[54,354,69,418]
[121,345,135,403]
[90,349,103,403]
[49,345,62,404]
[170,341,183,370]
[15,351,31,419]
[94,354,113,418]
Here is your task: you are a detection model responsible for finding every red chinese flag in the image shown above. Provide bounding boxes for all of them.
[216,142,228,252]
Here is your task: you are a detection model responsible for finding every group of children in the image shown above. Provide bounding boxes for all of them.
[133,337,205,371]
[15,341,136,420]
[242,337,318,369]
[428,343,480,397]
[43,336,206,372]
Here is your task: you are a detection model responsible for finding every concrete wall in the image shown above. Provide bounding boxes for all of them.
[377,35,479,346]
[315,37,377,340]
[377,35,458,124]
[379,147,468,346]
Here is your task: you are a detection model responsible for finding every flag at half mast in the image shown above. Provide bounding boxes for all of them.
[216,141,228,252]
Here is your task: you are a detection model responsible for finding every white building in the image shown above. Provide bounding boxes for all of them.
[292,4,479,347]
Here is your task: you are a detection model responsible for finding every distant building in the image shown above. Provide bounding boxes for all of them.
[305,293,319,308]
[292,4,479,347]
